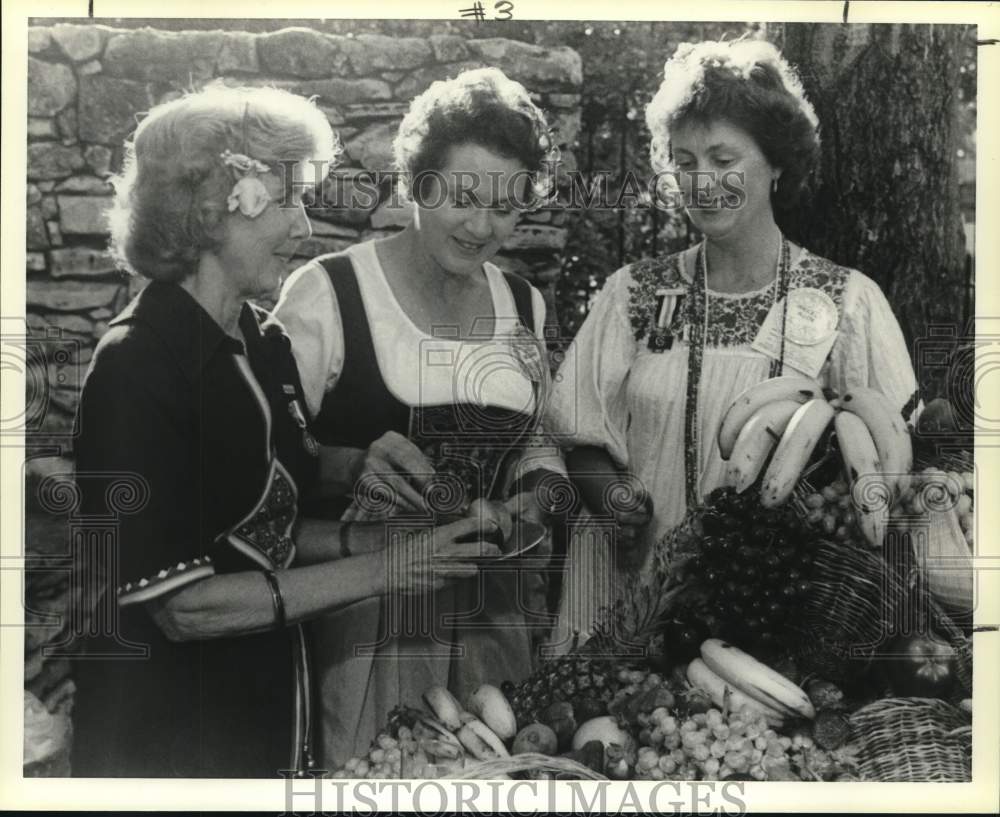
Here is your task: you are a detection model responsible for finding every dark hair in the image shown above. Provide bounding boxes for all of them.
[646,40,820,210]
[108,84,339,282]
[393,67,554,206]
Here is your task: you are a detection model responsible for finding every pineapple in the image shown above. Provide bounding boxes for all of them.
[502,655,641,729]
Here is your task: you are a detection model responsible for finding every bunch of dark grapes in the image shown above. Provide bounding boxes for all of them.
[684,488,818,648]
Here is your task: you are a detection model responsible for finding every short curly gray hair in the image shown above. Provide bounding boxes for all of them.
[108,84,340,282]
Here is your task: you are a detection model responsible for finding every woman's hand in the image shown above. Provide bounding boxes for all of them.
[382,516,500,595]
[504,491,548,527]
[565,445,654,549]
[606,480,654,548]
[352,431,436,514]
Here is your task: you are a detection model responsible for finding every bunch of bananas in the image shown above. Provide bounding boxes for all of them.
[717,377,912,548]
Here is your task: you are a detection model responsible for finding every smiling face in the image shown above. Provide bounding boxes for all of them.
[413,143,528,278]
[671,118,780,242]
[214,160,318,300]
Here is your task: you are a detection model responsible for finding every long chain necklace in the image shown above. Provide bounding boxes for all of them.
[682,234,791,508]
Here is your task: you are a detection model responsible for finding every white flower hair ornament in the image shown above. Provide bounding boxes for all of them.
[221,149,272,219]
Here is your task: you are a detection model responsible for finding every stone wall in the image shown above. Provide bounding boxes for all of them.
[22,22,581,775]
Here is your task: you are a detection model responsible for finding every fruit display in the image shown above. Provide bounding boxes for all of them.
[326,386,971,783]
[671,487,818,647]
[501,655,632,730]
[717,378,913,548]
[330,620,967,782]
[799,479,861,542]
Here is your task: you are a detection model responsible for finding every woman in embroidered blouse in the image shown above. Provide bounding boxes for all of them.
[275,67,567,767]
[546,40,918,641]
[70,85,498,778]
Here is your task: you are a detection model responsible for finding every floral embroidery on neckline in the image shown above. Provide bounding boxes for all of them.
[626,250,852,348]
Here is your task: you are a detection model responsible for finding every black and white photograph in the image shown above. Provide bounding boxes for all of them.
[3,0,998,812]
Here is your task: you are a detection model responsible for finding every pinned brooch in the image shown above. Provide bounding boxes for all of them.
[507,323,546,383]
[221,149,272,218]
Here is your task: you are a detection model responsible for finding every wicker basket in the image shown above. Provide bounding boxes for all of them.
[453,753,608,780]
[850,697,971,782]
[794,540,906,683]
[925,594,973,697]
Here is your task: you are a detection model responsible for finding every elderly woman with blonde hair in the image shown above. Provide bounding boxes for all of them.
[70,84,498,778]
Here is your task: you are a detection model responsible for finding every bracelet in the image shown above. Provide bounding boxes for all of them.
[339,522,354,559]
[510,468,575,519]
[262,570,287,630]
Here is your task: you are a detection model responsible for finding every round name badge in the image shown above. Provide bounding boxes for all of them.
[784,287,839,346]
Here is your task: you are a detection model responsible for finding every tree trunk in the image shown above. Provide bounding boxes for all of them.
[774,23,969,399]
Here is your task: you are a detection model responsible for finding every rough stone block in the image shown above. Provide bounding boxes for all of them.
[344,122,397,171]
[310,173,380,226]
[28,119,58,140]
[27,312,95,337]
[217,32,260,74]
[28,28,53,54]
[56,107,78,144]
[49,247,119,278]
[78,60,102,76]
[27,208,49,251]
[317,105,345,126]
[41,196,59,220]
[341,101,411,121]
[345,34,432,74]
[466,39,583,89]
[47,221,63,247]
[103,29,230,81]
[430,34,471,63]
[297,77,392,105]
[57,196,112,235]
[83,145,114,177]
[51,24,105,62]
[546,93,582,110]
[258,29,350,78]
[27,280,121,312]
[28,58,76,117]
[78,75,150,144]
[54,177,114,195]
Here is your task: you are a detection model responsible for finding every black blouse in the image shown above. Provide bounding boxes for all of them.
[70,280,318,778]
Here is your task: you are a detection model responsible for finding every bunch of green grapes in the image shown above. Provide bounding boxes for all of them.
[633,706,797,781]
[331,731,405,779]
[606,668,661,713]
[789,737,859,782]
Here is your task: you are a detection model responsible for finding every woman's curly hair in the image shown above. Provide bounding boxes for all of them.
[646,39,820,210]
[393,67,557,207]
[107,83,340,282]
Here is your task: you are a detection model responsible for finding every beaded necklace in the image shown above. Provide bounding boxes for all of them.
[682,235,791,507]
